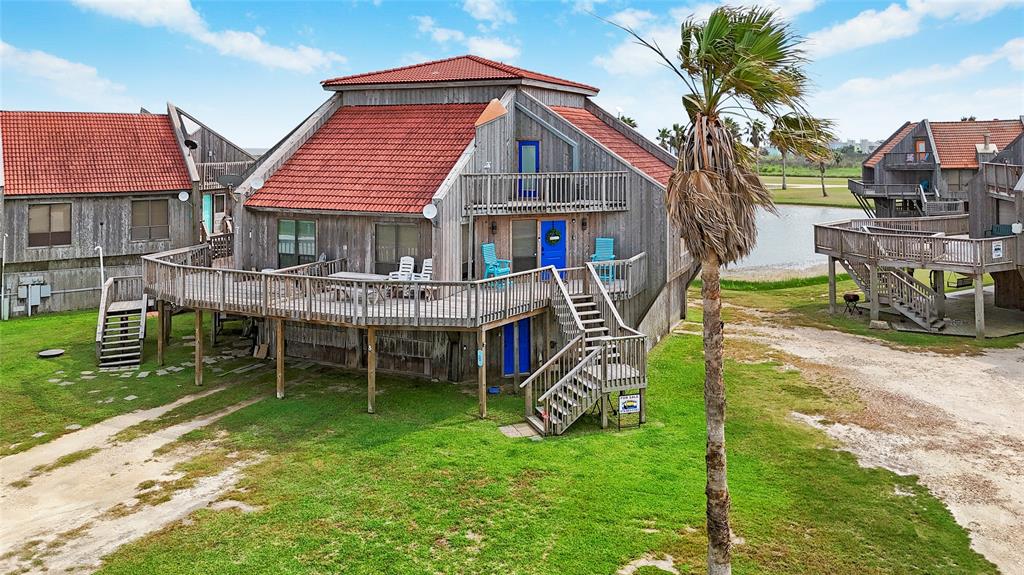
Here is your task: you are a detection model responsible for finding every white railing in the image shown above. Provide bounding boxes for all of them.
[95,276,146,361]
[460,172,629,216]
[983,162,1024,198]
[196,161,256,190]
[848,180,924,198]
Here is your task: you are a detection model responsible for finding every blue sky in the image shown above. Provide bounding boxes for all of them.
[2,0,1022,147]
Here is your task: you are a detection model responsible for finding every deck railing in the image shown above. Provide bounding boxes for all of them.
[275,258,348,277]
[196,161,256,190]
[584,262,646,391]
[882,151,935,170]
[814,215,1016,272]
[95,275,146,361]
[143,245,559,329]
[208,231,234,260]
[848,180,925,198]
[460,172,629,216]
[982,162,1024,198]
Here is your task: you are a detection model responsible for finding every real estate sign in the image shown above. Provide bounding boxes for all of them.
[992,241,1004,259]
[619,393,641,415]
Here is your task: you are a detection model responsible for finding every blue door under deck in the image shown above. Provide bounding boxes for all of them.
[503,319,531,376]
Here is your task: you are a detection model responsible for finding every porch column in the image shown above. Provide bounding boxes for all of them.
[827,256,837,315]
[512,321,521,393]
[194,310,203,387]
[869,264,880,321]
[367,326,377,414]
[210,312,218,348]
[974,275,986,340]
[478,327,487,419]
[157,300,166,366]
[275,319,285,399]
[934,271,946,317]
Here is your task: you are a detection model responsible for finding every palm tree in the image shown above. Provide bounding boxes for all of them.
[722,117,742,141]
[746,119,766,175]
[612,7,832,574]
[657,127,673,151]
[618,115,638,128]
[769,113,833,191]
[808,147,840,197]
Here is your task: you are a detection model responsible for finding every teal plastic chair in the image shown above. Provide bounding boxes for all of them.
[481,243,511,278]
[591,237,616,282]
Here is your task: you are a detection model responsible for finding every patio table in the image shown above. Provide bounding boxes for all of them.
[328,272,390,303]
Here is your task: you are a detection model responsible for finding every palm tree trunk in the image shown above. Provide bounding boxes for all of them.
[820,167,828,197]
[780,151,787,190]
[701,252,731,575]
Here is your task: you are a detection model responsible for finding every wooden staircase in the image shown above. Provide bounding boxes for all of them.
[96,276,147,367]
[837,259,945,332]
[522,265,647,436]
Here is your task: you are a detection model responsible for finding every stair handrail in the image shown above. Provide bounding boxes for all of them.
[519,269,586,392]
[888,268,937,323]
[536,346,604,435]
[95,277,116,361]
[584,262,643,338]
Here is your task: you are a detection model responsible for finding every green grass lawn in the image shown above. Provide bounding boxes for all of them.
[758,176,861,209]
[758,165,860,178]
[1,310,999,573]
[0,310,267,454]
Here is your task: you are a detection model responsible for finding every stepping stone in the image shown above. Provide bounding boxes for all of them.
[156,369,168,376]
[120,373,132,378]
[48,378,61,383]
[88,390,100,394]
[211,367,223,373]
[137,371,150,378]
[80,371,95,375]
[31,432,47,439]
[65,423,83,431]
[81,375,97,380]
[124,395,138,401]
[58,381,75,387]
[103,397,115,404]
[182,335,196,341]
[168,366,184,373]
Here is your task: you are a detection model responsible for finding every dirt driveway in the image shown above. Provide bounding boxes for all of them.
[734,323,1024,574]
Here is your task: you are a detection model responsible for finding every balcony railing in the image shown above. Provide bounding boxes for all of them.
[196,160,256,190]
[848,180,923,198]
[883,151,935,170]
[982,162,1024,199]
[460,172,628,216]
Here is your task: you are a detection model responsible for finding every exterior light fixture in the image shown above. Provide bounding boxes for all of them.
[490,221,498,235]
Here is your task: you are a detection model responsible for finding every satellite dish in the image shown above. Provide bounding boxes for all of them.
[184,138,199,150]
[251,177,265,190]
[177,191,190,202]
[216,173,244,188]
[422,203,438,220]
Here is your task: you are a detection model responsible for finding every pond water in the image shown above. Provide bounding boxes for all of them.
[723,204,862,279]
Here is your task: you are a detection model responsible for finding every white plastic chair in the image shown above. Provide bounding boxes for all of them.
[412,258,433,282]
[388,256,415,281]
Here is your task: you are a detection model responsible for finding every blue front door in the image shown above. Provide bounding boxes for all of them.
[503,319,531,376]
[518,140,539,198]
[540,220,567,272]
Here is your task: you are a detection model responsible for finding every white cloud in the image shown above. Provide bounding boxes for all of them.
[811,38,1024,138]
[569,0,609,14]
[0,41,137,110]
[804,0,1024,59]
[72,0,344,73]
[462,0,515,28]
[670,0,819,22]
[466,37,521,60]
[414,15,521,61]
[607,8,656,29]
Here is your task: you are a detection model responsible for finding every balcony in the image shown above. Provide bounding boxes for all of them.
[883,151,936,170]
[460,171,628,217]
[848,180,923,198]
[196,160,257,191]
[982,162,1024,201]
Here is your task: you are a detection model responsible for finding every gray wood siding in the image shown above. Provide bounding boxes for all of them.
[339,86,506,106]
[239,209,433,273]
[2,193,192,265]
[520,86,586,108]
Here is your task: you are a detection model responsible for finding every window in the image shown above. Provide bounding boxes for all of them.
[277,219,316,268]
[914,139,927,162]
[214,193,226,215]
[28,204,72,247]
[375,223,419,274]
[131,200,169,241]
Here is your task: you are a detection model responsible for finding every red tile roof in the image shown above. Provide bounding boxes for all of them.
[0,111,191,196]
[322,55,598,93]
[550,107,673,186]
[245,104,485,213]
[864,121,916,168]
[929,119,1023,169]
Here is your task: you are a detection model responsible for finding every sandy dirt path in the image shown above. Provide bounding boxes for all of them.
[733,323,1024,574]
[0,393,263,574]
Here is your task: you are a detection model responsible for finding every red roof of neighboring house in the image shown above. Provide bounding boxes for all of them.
[245,104,485,213]
[0,111,191,196]
[864,121,916,169]
[929,119,1024,169]
[551,106,672,186]
[322,55,598,93]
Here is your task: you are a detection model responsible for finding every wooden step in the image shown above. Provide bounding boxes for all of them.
[101,343,141,353]
[99,358,141,367]
[584,327,609,334]
[581,318,604,325]
[99,350,141,360]
[525,415,546,435]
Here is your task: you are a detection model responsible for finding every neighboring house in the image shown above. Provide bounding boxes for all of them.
[816,118,1024,338]
[141,55,698,435]
[848,117,1024,218]
[0,104,253,317]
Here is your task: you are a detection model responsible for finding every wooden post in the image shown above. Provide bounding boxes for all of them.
[827,256,837,315]
[477,328,487,419]
[512,320,521,394]
[639,387,647,424]
[275,319,285,399]
[974,275,986,340]
[367,326,377,414]
[935,271,946,317]
[194,310,203,387]
[157,300,166,366]
[869,264,880,321]
[600,345,609,429]
[210,312,218,348]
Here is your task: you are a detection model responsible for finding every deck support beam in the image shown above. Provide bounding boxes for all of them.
[367,326,377,414]
[478,328,487,419]
[157,300,166,366]
[827,257,837,315]
[276,319,285,399]
[193,310,203,387]
[934,271,946,317]
[974,275,986,340]
[869,264,880,321]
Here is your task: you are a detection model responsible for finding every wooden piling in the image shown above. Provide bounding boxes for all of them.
[276,319,285,399]
[367,326,377,414]
[194,310,203,387]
